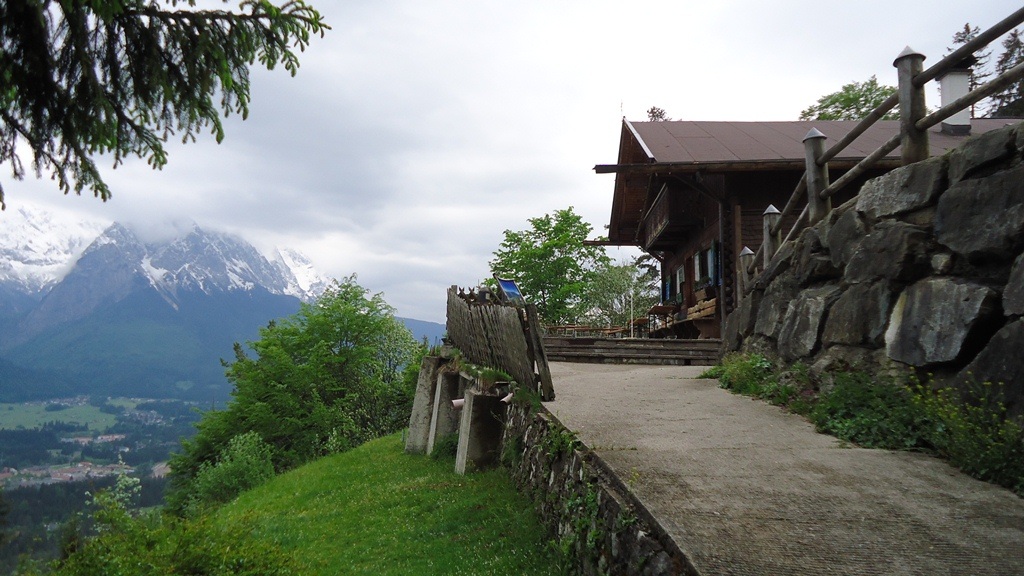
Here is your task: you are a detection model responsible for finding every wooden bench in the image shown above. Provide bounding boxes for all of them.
[683,288,720,338]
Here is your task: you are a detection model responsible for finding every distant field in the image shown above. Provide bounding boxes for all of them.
[0,401,133,432]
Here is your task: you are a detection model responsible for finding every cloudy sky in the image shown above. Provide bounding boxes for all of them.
[1,1,1016,323]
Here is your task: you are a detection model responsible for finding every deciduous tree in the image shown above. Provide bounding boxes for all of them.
[799,75,898,121]
[489,207,609,325]
[166,275,417,515]
[0,0,327,209]
[583,258,660,331]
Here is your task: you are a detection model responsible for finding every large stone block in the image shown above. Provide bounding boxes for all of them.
[949,123,1018,183]
[1004,253,1024,317]
[753,240,794,290]
[723,289,760,352]
[405,356,443,454]
[754,271,799,341]
[455,390,505,474]
[427,370,463,455]
[792,227,840,286]
[935,164,1024,261]
[822,281,895,347]
[845,221,933,284]
[856,156,947,219]
[885,278,1000,367]
[777,284,842,361]
[957,318,1024,418]
[825,204,867,269]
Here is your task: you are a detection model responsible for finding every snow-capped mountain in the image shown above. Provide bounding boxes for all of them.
[0,204,442,402]
[0,205,331,400]
[0,205,109,294]
[0,205,329,305]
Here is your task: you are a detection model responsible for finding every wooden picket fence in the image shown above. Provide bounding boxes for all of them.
[445,286,554,400]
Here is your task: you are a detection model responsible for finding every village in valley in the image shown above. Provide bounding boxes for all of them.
[0,396,199,489]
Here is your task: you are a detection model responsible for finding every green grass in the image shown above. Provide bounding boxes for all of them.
[211,433,563,575]
[0,402,119,431]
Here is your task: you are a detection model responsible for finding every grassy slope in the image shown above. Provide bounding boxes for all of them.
[212,433,563,575]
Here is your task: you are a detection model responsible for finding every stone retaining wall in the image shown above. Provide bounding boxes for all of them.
[724,121,1024,414]
[501,401,695,576]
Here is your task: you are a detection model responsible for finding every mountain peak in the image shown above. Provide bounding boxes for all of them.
[1,205,330,316]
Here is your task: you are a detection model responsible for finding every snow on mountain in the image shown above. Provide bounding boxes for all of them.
[0,205,328,303]
[273,247,331,301]
[0,205,110,294]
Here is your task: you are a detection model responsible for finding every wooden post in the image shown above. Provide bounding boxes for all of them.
[738,246,754,295]
[894,46,928,164]
[524,303,554,401]
[802,128,831,225]
[762,204,782,267]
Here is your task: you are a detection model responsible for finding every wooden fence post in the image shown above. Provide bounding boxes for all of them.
[894,46,928,164]
[738,246,754,295]
[762,204,782,267]
[802,128,831,225]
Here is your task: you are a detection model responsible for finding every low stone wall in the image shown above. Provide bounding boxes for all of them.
[725,121,1024,414]
[501,401,694,576]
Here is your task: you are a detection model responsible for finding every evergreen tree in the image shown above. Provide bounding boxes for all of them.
[946,23,991,118]
[646,106,670,121]
[990,29,1024,117]
[0,0,328,208]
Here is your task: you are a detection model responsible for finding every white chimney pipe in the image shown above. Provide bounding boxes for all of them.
[937,57,976,136]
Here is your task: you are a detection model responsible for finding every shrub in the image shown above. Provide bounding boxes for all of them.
[916,381,1024,494]
[809,372,926,450]
[182,431,275,516]
[430,432,459,461]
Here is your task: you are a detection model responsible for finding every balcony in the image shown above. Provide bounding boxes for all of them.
[640,187,702,251]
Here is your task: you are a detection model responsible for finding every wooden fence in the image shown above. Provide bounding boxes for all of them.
[445,286,554,400]
[738,7,1024,294]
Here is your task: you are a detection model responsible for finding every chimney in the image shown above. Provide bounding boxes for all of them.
[937,55,977,136]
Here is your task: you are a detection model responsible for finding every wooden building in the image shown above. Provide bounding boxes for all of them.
[595,118,1015,339]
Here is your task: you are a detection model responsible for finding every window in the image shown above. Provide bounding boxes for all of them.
[693,242,718,289]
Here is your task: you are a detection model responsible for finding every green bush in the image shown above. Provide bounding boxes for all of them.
[810,372,926,450]
[702,354,1024,495]
[430,432,459,461]
[916,381,1024,494]
[182,431,276,516]
[21,470,293,576]
[166,276,419,516]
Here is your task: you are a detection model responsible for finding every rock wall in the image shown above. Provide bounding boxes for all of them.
[501,401,694,576]
[724,121,1024,415]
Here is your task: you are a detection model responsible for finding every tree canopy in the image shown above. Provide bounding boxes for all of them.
[582,257,659,330]
[166,276,418,515]
[799,75,898,121]
[489,207,609,325]
[990,29,1024,117]
[0,0,327,209]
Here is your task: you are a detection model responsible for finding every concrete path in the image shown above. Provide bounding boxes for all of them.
[544,362,1024,576]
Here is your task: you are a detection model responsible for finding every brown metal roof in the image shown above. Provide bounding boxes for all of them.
[625,118,1018,165]
[601,118,1022,246]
